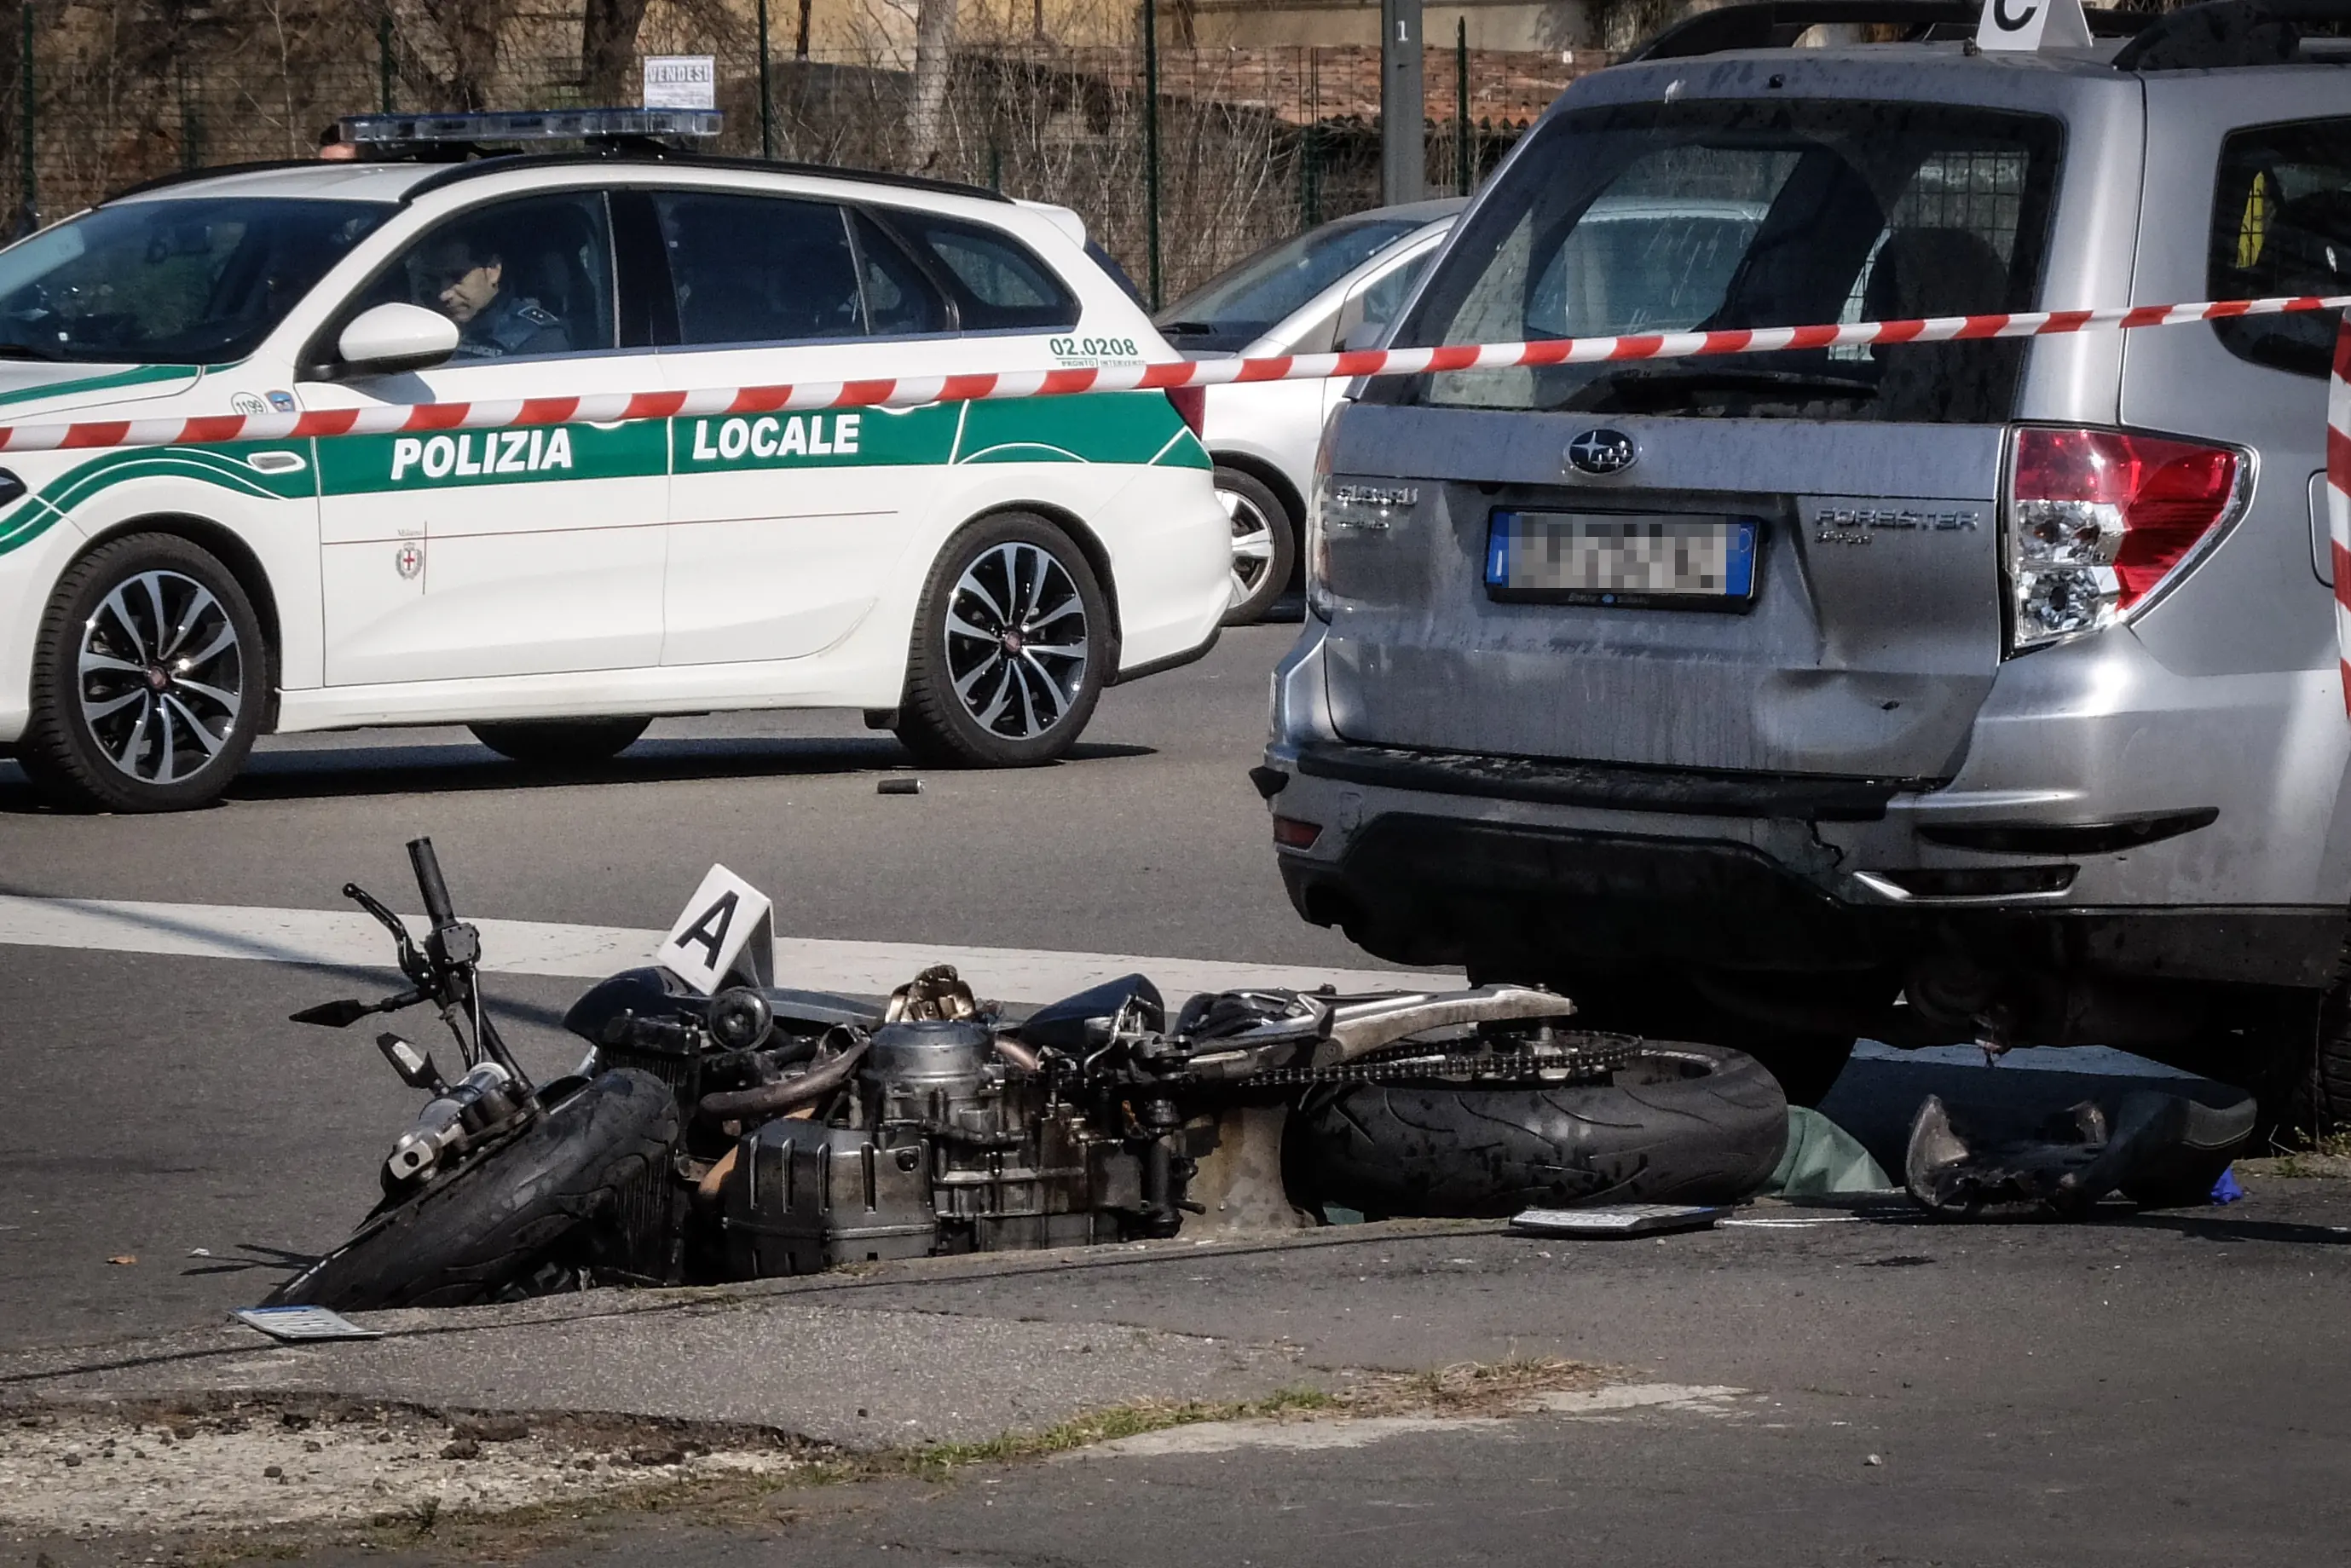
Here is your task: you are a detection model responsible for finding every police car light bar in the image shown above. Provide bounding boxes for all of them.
[338,109,724,147]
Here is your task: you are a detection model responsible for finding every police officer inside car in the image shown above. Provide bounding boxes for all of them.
[421,233,569,360]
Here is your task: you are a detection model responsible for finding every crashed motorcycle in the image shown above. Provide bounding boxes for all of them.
[267,839,1788,1311]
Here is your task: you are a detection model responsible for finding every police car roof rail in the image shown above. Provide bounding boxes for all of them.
[98,147,1015,211]
[397,150,1014,206]
[1624,0,2152,60]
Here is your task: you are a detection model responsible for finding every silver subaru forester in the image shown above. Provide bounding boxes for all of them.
[1258,0,2351,1119]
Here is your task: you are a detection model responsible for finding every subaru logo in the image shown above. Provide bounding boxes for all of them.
[1566,428,1638,476]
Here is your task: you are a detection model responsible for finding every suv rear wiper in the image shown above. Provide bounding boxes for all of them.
[1561,367,1880,414]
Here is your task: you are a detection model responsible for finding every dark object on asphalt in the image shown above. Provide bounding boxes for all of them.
[274,839,1794,1307]
[1288,1043,1788,1218]
[877,776,922,795]
[1903,1086,2256,1219]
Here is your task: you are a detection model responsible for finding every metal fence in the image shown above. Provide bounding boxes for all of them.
[0,5,1578,306]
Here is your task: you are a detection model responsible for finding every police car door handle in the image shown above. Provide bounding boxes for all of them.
[245,451,308,475]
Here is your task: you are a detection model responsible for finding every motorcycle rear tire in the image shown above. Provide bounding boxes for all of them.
[1288,1043,1788,1219]
[263,1069,679,1312]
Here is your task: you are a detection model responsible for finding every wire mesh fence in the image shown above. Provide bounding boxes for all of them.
[0,3,1582,306]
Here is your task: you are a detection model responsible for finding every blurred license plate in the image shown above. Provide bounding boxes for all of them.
[1485,511,1757,608]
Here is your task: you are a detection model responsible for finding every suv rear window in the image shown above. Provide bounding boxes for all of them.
[1374,100,2062,423]
[2209,118,2351,378]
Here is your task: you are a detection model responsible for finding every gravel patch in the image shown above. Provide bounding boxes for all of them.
[0,1401,810,1536]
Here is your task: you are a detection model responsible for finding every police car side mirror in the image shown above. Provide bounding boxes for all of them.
[336,303,459,376]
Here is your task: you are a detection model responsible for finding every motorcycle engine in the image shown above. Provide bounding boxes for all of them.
[720,1017,1186,1277]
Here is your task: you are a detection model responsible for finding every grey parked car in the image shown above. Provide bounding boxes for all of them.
[1258,0,2351,1121]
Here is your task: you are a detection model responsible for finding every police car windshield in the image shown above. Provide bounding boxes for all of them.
[0,198,389,364]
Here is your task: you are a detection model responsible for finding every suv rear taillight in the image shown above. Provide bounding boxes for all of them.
[2005,427,2246,651]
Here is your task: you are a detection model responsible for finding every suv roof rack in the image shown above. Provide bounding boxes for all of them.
[1626,0,2151,61]
[2111,0,2351,69]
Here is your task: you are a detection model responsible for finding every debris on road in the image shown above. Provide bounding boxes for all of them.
[1509,1204,1727,1238]
[876,776,922,796]
[1903,1085,2256,1218]
[234,1306,382,1343]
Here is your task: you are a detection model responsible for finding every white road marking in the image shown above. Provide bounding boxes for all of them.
[1086,1383,1753,1456]
[0,894,1456,1004]
[1529,1383,1747,1417]
[1089,1414,1500,1456]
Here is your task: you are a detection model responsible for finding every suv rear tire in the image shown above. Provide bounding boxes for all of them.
[894,511,1110,768]
[19,533,265,813]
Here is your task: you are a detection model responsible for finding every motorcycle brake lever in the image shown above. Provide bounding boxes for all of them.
[342,881,430,982]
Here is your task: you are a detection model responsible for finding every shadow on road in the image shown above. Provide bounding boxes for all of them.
[0,735,1158,811]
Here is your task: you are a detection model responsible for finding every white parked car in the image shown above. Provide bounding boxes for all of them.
[0,111,1229,812]
[1157,199,1462,623]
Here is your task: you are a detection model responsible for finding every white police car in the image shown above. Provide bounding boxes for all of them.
[0,110,1229,811]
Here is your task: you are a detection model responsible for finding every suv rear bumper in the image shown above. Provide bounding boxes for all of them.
[1262,623,2344,1047]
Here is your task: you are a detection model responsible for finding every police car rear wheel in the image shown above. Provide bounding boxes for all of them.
[895,513,1109,769]
[20,533,264,814]
[469,717,651,767]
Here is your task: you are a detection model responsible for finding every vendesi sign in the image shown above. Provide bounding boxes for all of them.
[642,55,717,111]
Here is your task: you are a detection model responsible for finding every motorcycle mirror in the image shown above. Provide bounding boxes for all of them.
[290,998,373,1029]
[375,1032,445,1092]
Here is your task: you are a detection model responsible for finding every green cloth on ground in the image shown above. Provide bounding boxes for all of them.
[1762,1105,1893,1198]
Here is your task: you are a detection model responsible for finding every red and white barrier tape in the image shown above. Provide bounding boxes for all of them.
[3,291,2348,456]
[2329,320,2351,713]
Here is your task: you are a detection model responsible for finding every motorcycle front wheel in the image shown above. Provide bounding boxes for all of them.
[263,1069,679,1312]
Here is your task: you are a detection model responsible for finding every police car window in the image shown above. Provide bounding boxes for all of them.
[2210,118,2351,378]
[887,213,1077,331]
[852,213,948,336]
[0,198,384,364]
[656,193,867,344]
[375,193,615,360]
[1383,101,2060,424]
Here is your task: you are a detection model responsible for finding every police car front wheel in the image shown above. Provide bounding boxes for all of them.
[20,533,266,814]
[895,513,1110,769]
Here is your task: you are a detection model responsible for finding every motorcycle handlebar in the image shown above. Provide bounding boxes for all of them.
[407,837,455,927]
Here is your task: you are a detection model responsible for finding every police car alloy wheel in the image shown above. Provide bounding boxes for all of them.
[895,512,1110,768]
[1215,465,1296,626]
[20,533,263,813]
